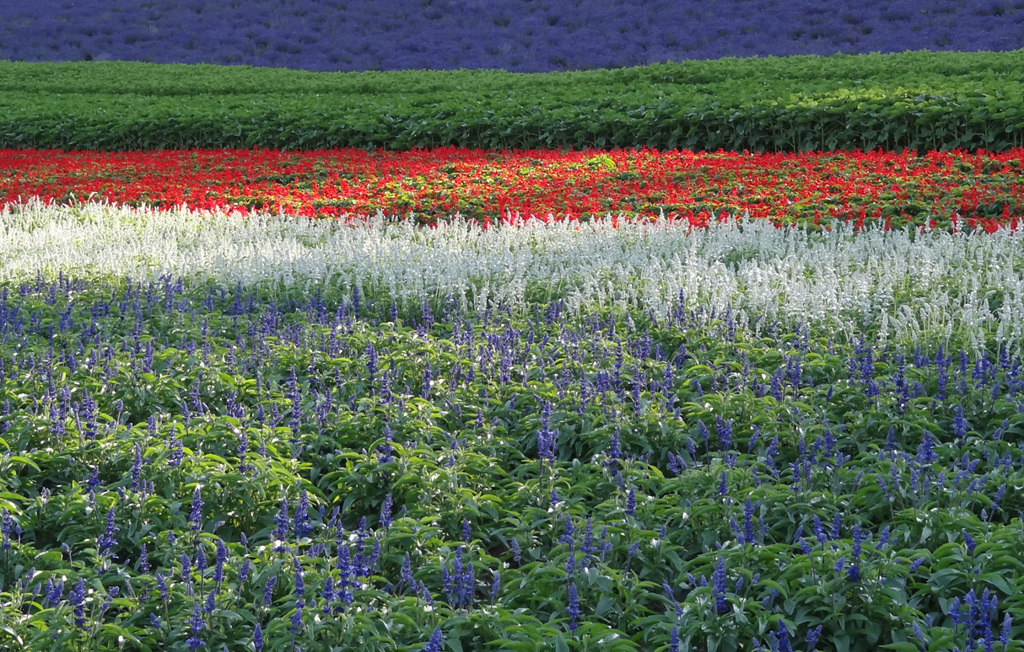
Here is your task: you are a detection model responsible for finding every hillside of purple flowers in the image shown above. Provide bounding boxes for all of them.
[3,0,1024,72]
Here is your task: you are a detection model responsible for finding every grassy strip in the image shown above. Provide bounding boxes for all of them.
[2,50,1023,151]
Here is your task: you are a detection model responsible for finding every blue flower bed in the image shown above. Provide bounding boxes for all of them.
[2,0,1023,72]
[0,272,1022,650]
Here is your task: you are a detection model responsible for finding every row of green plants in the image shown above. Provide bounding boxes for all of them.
[2,49,1023,151]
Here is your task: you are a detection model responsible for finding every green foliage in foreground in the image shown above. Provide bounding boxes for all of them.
[0,274,1022,651]
[2,49,1024,152]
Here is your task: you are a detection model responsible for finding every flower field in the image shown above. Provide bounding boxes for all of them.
[5,3,1024,651]
[3,164,1024,651]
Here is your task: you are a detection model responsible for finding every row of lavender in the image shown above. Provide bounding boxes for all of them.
[0,256,1022,649]
[2,0,1023,72]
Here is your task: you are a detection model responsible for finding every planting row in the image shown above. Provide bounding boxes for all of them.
[3,50,1023,151]
[3,147,1023,229]
[3,203,1024,356]
[3,0,1022,72]
[0,270,1022,650]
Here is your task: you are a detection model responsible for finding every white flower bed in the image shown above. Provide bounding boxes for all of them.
[3,200,1023,352]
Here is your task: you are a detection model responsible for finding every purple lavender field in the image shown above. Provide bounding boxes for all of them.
[4,0,1024,72]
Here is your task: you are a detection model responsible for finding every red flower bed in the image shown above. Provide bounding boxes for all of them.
[2,146,1023,230]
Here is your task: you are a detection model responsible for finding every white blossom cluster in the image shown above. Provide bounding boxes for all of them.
[3,200,1023,352]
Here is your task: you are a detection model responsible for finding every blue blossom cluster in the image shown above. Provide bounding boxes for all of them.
[1,0,1022,72]
[0,273,1022,649]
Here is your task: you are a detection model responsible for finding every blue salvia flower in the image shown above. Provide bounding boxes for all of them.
[45,578,64,607]
[321,576,334,613]
[68,577,86,628]
[462,518,471,542]
[422,627,444,652]
[254,623,264,651]
[743,498,755,544]
[949,597,962,633]
[962,529,977,555]
[993,483,1007,508]
[450,547,464,604]
[239,559,251,585]
[716,416,732,451]
[1001,613,1012,644]
[606,427,622,470]
[912,622,927,645]
[953,404,968,439]
[773,620,793,652]
[663,581,679,614]
[0,509,12,550]
[290,601,303,634]
[833,556,846,574]
[293,490,311,540]
[186,600,204,650]
[875,474,891,501]
[86,466,100,505]
[99,586,117,612]
[625,487,636,516]
[626,541,640,568]
[130,442,143,493]
[712,557,728,615]
[204,588,215,613]
[156,571,168,602]
[336,545,354,606]
[213,538,226,587]
[582,517,595,554]
[908,557,927,573]
[567,581,580,632]
[560,515,575,545]
[666,452,682,475]
[669,625,680,652]
[491,570,501,604]
[847,525,863,581]
[698,420,710,452]
[99,505,118,560]
[262,576,277,606]
[400,552,414,593]
[138,542,149,574]
[916,430,938,464]
[876,525,891,551]
[765,436,780,475]
[196,546,207,575]
[510,538,521,564]
[380,493,393,528]
[150,613,161,630]
[168,431,184,467]
[237,429,249,473]
[806,624,822,650]
[718,471,728,497]
[188,486,203,533]
[273,496,290,549]
[812,515,827,546]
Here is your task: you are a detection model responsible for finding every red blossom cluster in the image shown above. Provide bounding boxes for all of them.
[2,146,1022,230]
